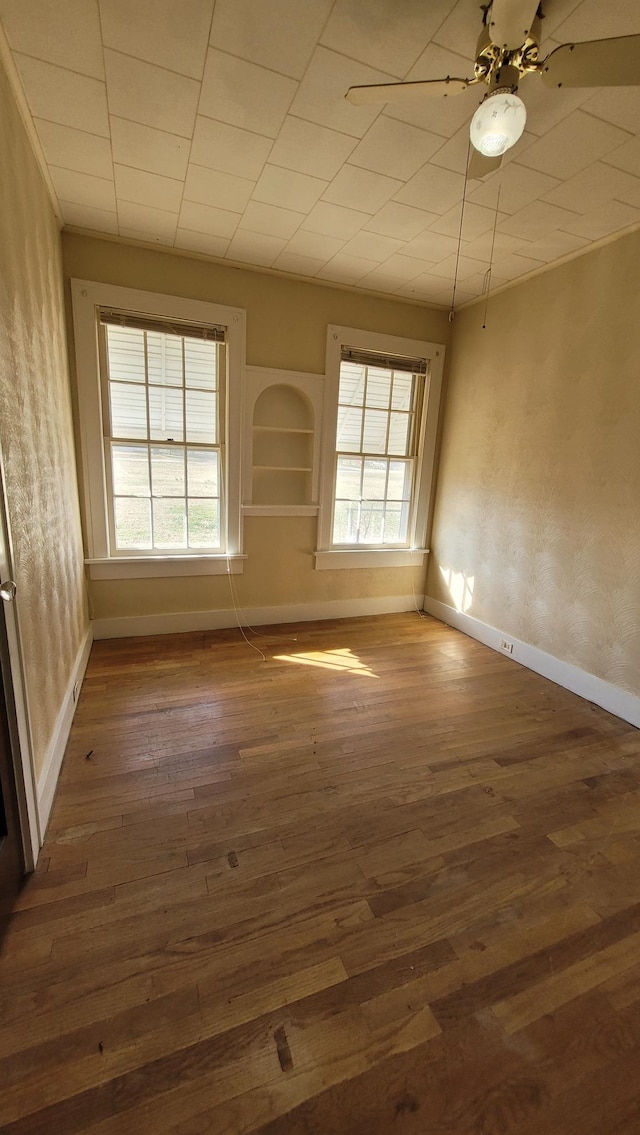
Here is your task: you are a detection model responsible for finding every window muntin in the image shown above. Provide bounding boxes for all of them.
[332,358,422,547]
[102,322,224,553]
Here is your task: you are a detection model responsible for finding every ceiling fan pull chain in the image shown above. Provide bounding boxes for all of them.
[449,136,473,322]
[482,183,502,330]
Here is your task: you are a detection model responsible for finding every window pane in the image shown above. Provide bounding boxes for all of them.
[388,411,411,455]
[185,339,217,390]
[366,368,392,409]
[106,326,145,383]
[185,390,216,443]
[383,505,405,544]
[338,362,365,406]
[114,497,151,549]
[359,502,384,544]
[148,386,184,441]
[387,459,412,501]
[187,449,218,497]
[146,332,183,387]
[391,372,414,411]
[110,382,148,439]
[335,456,361,501]
[153,499,186,548]
[333,500,360,545]
[336,406,362,452]
[188,499,219,548]
[362,458,387,501]
[362,409,387,455]
[112,445,150,496]
[151,446,185,497]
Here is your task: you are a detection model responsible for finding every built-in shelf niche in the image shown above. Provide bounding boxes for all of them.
[244,368,324,514]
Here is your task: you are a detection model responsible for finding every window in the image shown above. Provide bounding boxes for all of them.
[333,350,424,547]
[71,281,246,579]
[316,326,445,570]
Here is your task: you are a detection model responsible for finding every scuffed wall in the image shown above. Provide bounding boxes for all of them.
[427,230,640,696]
[0,58,88,778]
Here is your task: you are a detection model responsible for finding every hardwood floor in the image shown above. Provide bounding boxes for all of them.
[1,612,640,1134]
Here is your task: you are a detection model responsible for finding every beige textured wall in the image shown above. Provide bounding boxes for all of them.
[0,60,89,777]
[427,231,640,696]
[62,233,449,622]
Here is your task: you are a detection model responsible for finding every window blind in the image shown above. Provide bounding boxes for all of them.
[341,345,427,375]
[99,308,226,342]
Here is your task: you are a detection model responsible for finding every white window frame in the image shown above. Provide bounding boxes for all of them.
[316,325,445,570]
[71,280,246,579]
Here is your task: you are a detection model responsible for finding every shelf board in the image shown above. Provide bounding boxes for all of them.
[253,465,313,473]
[253,425,313,434]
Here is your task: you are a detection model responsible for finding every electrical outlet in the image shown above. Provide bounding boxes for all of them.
[500,639,514,654]
[73,680,80,702]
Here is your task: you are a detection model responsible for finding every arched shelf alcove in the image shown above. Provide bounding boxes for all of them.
[252,384,314,506]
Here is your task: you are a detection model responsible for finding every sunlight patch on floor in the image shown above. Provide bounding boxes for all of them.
[274,647,378,678]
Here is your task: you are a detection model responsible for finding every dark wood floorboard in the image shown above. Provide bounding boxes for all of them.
[1,612,639,1133]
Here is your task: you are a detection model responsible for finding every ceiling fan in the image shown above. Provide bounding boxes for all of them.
[346,0,640,179]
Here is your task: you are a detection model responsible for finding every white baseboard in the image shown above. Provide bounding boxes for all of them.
[37,624,94,836]
[423,595,640,729]
[92,594,419,640]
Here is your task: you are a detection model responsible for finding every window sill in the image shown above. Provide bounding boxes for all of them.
[314,548,428,570]
[85,555,246,580]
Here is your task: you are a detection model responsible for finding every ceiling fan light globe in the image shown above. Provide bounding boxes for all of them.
[470,90,527,157]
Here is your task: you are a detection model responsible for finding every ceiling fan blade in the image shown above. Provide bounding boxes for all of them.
[488,0,540,49]
[542,33,640,88]
[345,77,472,106]
[468,149,503,179]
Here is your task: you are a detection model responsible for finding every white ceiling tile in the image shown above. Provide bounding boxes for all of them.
[604,136,640,178]
[288,47,394,139]
[467,162,560,214]
[387,43,482,139]
[321,0,458,77]
[200,49,297,140]
[34,119,112,180]
[432,0,484,63]
[395,163,464,213]
[316,253,380,284]
[581,87,640,135]
[499,200,581,241]
[364,202,435,240]
[519,230,591,262]
[323,165,402,213]
[253,166,328,213]
[402,230,460,261]
[517,72,593,139]
[349,117,443,180]
[430,202,504,241]
[190,118,273,180]
[395,274,457,304]
[552,0,640,41]
[184,166,255,212]
[0,0,104,79]
[104,51,200,137]
[179,200,241,238]
[117,201,179,241]
[175,229,231,258]
[285,229,346,259]
[114,165,184,213]
[267,118,357,180]
[563,199,640,240]
[543,161,640,212]
[428,252,489,281]
[538,0,586,40]
[340,231,404,262]
[210,0,333,80]
[118,227,175,247]
[516,111,631,181]
[462,230,534,260]
[359,255,433,286]
[100,0,214,79]
[59,201,118,233]
[49,165,115,211]
[239,201,304,240]
[302,201,369,240]
[110,118,190,181]
[226,231,287,266]
[490,250,549,279]
[428,124,471,175]
[272,252,325,276]
[13,54,109,136]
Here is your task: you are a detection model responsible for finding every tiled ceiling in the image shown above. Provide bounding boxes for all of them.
[2,0,640,308]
